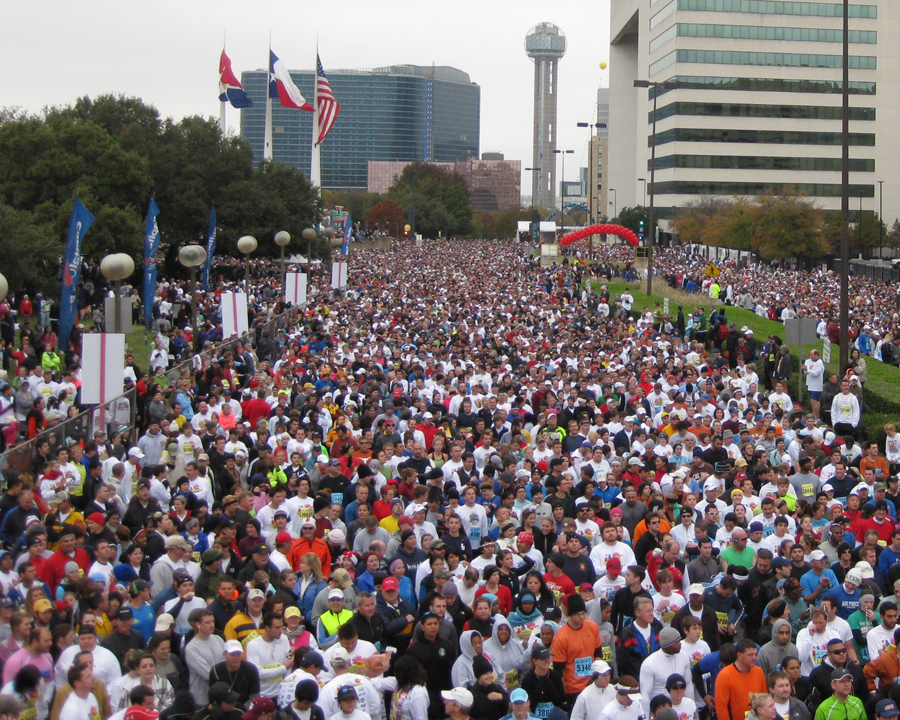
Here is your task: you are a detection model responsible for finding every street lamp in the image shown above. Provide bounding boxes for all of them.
[553,149,574,238]
[302,227,317,274]
[274,230,291,294]
[178,244,207,352]
[525,168,543,243]
[99,253,135,334]
[634,78,677,295]
[236,235,257,291]
[838,0,850,375]
[0,273,7,303]
[878,180,884,257]
[638,178,647,208]
[323,226,336,280]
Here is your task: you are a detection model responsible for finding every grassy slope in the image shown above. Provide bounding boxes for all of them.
[599,281,898,444]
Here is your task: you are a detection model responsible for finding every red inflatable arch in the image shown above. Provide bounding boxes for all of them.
[558,223,639,247]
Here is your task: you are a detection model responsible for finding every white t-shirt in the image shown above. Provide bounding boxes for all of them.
[59,692,101,720]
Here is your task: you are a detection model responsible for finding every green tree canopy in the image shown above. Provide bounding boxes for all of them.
[387,162,473,238]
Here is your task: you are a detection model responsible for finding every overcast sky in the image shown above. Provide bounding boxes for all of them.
[2,1,611,200]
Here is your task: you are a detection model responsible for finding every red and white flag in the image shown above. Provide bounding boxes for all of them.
[316,54,340,144]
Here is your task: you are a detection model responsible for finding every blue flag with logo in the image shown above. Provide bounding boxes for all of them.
[59,198,94,352]
[142,198,161,324]
[202,206,216,291]
[341,213,351,255]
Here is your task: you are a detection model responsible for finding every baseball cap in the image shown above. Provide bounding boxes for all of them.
[328,588,344,600]
[441,688,474,709]
[831,667,853,682]
[591,659,611,675]
[531,645,551,661]
[877,700,900,718]
[771,558,791,569]
[87,512,106,525]
[33,599,53,613]
[336,686,358,702]
[172,569,193,586]
[247,589,266,601]
[331,647,350,667]
[284,606,301,619]
[688,583,706,596]
[115,607,134,621]
[201,548,224,565]
[276,532,294,545]
[382,578,399,592]
[155,613,175,631]
[510,688,529,704]
[224,639,244,654]
[208,681,240,704]
[243,696,276,717]
[251,544,270,555]
[809,550,827,562]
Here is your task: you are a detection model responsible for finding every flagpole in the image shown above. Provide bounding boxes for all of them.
[264,38,273,161]
[310,44,321,188]
[220,34,228,136]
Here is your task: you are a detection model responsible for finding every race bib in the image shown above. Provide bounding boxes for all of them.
[184,444,194,454]
[802,484,814,497]
[505,669,519,688]
[879,540,888,548]
[298,506,313,519]
[575,656,592,677]
[716,612,729,627]
[602,645,613,662]
[331,492,343,506]
[535,703,554,719]
[840,404,851,416]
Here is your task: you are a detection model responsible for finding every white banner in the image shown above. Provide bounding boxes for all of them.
[331,261,348,289]
[221,291,249,338]
[285,272,308,306]
[81,334,126,405]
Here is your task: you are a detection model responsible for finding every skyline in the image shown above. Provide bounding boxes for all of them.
[2,1,612,205]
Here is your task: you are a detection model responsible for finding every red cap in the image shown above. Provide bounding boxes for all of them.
[276,532,294,545]
[579,583,594,592]
[382,578,399,591]
[398,516,414,527]
[87,513,106,526]
[537,461,549,473]
[606,557,622,572]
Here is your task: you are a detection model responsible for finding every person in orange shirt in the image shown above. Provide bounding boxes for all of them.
[286,520,331,578]
[860,441,890,478]
[715,639,768,720]
[550,593,602,706]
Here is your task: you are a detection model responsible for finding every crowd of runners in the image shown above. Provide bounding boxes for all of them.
[0,239,895,720]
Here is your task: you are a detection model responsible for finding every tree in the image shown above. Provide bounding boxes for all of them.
[702,197,755,250]
[0,203,60,293]
[615,206,649,237]
[674,196,731,245]
[387,162,473,237]
[322,190,382,226]
[749,188,828,261]
[886,219,900,248]
[367,199,405,236]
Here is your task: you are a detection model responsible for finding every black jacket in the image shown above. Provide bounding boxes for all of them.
[468,680,509,720]
[209,660,260,706]
[350,610,384,648]
[376,592,417,650]
[519,667,566,712]
[100,629,147,669]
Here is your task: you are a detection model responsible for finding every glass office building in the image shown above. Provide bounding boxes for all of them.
[240,65,480,190]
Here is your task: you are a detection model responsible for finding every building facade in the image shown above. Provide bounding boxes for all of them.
[367,157,522,212]
[240,65,480,190]
[608,0,897,226]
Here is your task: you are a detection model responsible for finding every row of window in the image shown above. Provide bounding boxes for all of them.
[675,23,876,44]
[650,102,876,122]
[675,49,877,69]
[676,0,877,18]
[650,181,875,197]
[649,127,876,146]
[652,75,876,96]
[650,154,875,171]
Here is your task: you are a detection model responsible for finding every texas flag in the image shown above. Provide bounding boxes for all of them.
[218,50,253,108]
[269,50,312,110]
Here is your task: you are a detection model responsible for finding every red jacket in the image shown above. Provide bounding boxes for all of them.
[46,548,91,593]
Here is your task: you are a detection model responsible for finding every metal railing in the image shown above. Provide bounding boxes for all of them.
[850,260,900,284]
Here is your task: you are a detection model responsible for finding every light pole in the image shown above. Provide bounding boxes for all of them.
[178,245,207,353]
[634,78,675,295]
[99,253,135,334]
[609,189,617,219]
[638,178,647,208]
[274,230,291,295]
[302,227,317,275]
[838,0,850,375]
[323,226,336,281]
[879,180,884,257]
[236,235,257,291]
[525,167,544,243]
[553,149,574,238]
[0,274,7,304]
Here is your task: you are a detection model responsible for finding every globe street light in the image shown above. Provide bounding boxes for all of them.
[178,244,208,353]
[0,273,7,303]
[99,253,136,333]
[274,230,291,294]
[236,235,257,290]
[323,227,336,280]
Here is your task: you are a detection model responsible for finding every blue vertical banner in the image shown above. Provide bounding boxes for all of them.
[341,213,351,255]
[59,198,94,352]
[142,197,161,325]
[202,206,216,291]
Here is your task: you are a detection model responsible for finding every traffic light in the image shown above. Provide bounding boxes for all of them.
[639,218,645,229]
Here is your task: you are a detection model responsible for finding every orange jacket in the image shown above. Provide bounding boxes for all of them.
[864,643,900,692]
[286,537,331,578]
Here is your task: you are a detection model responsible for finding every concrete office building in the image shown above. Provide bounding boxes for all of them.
[525,23,567,210]
[240,65,480,189]
[608,0,898,227]
[597,88,610,141]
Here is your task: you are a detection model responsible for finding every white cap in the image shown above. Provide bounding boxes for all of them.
[155,613,175,631]
[331,647,350,666]
[809,550,827,562]
[591,659,612,674]
[127,447,145,459]
[328,588,344,600]
[224,639,243,654]
[441,688,474,709]
[688,583,706,596]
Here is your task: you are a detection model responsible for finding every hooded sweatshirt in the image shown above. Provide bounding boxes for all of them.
[758,619,798,676]
[451,630,506,689]
[483,617,527,688]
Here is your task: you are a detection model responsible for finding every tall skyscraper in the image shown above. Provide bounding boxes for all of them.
[525,23,567,210]
[608,0,888,221]
[240,64,480,189]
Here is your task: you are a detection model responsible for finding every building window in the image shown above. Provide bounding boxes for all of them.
[650,0,677,29]
[650,101,876,122]
[653,75,875,95]
[675,23,876,44]
[650,51,677,75]
[649,127,876,146]
[676,0,876,19]
[651,154,875,172]
[651,181,874,198]
[676,49,876,70]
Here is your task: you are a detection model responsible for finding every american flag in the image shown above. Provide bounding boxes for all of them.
[316,54,340,145]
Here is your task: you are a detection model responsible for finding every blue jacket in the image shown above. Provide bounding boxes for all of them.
[617,617,662,679]
[299,577,328,619]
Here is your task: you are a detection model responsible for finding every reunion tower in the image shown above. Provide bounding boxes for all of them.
[525,23,567,211]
